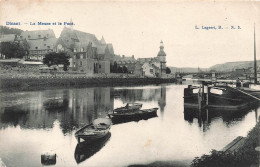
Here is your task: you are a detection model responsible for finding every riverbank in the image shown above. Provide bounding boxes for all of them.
[191,120,260,167]
[0,75,177,90]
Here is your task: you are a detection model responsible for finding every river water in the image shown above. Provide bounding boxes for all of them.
[0,81,259,167]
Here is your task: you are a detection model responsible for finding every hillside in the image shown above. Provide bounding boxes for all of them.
[170,60,259,73]
[209,60,260,72]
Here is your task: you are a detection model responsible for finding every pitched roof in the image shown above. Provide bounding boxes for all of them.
[28,38,57,50]
[107,43,114,55]
[0,34,16,42]
[138,57,159,64]
[21,29,56,40]
[99,36,106,44]
[114,55,136,64]
[97,45,107,55]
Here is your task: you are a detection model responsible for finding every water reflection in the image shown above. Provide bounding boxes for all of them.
[184,105,259,132]
[113,85,166,117]
[74,132,111,164]
[0,88,114,134]
[0,86,167,133]
[1,84,260,167]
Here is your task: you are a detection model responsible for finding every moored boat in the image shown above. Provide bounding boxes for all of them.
[108,108,158,122]
[184,82,258,110]
[112,103,143,113]
[75,118,112,143]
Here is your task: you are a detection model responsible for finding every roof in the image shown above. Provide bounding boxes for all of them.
[114,55,136,64]
[0,34,16,42]
[97,45,107,55]
[138,57,159,64]
[58,27,115,56]
[73,29,100,47]
[21,29,56,40]
[157,50,166,56]
[28,38,57,50]
[99,36,106,44]
[107,43,114,54]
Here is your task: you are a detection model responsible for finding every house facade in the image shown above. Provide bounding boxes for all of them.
[136,41,167,77]
[20,29,57,61]
[54,27,114,74]
[113,55,137,73]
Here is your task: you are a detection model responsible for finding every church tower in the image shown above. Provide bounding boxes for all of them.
[157,40,167,75]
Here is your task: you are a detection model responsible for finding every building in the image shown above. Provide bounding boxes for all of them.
[136,41,167,77]
[0,34,29,59]
[157,40,167,75]
[55,27,114,74]
[142,62,160,77]
[20,29,57,61]
[113,55,137,73]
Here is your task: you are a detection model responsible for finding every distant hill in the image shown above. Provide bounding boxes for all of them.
[0,26,23,35]
[169,67,208,73]
[209,60,260,72]
[169,60,259,73]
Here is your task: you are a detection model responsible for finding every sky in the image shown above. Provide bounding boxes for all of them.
[0,0,260,68]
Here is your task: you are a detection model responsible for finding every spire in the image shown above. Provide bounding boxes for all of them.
[157,40,166,57]
[160,40,164,49]
[100,36,106,44]
[254,23,257,84]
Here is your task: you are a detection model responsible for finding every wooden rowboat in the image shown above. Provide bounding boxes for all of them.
[112,103,143,113]
[75,118,112,143]
[108,108,158,122]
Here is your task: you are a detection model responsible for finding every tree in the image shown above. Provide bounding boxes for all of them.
[43,52,70,71]
[117,66,123,73]
[122,65,128,73]
[0,26,23,35]
[166,67,171,74]
[110,61,118,73]
[0,42,26,59]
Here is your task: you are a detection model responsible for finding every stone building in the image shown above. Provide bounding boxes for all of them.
[113,55,137,73]
[136,41,167,77]
[20,29,57,61]
[55,27,114,74]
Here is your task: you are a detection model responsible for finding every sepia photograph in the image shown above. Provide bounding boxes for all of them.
[0,0,260,167]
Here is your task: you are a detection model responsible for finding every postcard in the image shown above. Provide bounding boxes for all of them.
[0,1,260,167]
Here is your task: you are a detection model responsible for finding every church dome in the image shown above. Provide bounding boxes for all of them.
[157,50,166,56]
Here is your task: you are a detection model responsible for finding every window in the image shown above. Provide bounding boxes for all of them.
[38,35,41,38]
[99,64,101,68]
[35,47,38,49]
[47,46,50,49]
[28,35,31,39]
[150,69,153,73]
[80,54,83,59]
[80,61,82,66]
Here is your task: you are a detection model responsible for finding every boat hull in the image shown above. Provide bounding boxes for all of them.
[74,118,112,143]
[183,85,258,110]
[109,108,158,123]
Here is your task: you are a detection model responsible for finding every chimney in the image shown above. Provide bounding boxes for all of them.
[132,55,134,59]
[122,55,125,58]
